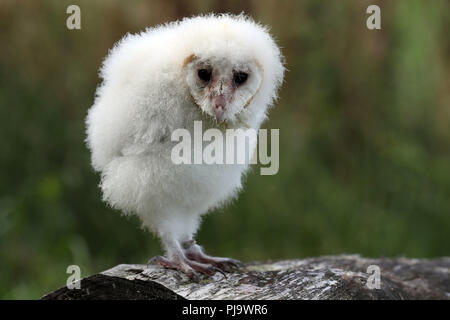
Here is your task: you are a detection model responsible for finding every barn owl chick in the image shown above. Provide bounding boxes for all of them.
[86,14,284,280]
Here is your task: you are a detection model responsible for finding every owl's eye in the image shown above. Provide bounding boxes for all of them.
[198,69,211,82]
[233,72,248,86]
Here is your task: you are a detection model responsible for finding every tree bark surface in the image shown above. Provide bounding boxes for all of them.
[41,255,450,300]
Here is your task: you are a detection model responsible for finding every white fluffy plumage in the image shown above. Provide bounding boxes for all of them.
[86,14,284,278]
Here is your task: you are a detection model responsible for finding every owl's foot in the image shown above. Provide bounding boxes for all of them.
[182,240,244,273]
[148,255,225,282]
[187,253,243,272]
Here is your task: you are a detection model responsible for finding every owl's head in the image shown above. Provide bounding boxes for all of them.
[184,53,263,124]
[180,14,284,127]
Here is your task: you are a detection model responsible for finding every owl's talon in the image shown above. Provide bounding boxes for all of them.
[185,259,228,278]
[213,258,243,272]
[148,255,201,281]
[186,251,244,273]
[148,255,227,280]
[209,266,228,278]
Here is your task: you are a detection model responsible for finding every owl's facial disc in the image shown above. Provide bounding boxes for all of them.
[184,54,262,125]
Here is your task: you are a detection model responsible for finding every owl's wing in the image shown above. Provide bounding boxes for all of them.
[87,94,175,171]
[120,117,172,158]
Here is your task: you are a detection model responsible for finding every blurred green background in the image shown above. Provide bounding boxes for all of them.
[0,0,449,299]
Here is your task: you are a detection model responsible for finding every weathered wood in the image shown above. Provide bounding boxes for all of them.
[41,255,449,300]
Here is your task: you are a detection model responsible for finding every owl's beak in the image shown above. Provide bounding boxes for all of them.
[214,95,226,123]
[215,108,224,123]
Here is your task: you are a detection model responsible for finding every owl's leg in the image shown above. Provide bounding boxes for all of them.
[149,236,224,281]
[181,239,243,272]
